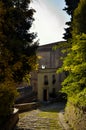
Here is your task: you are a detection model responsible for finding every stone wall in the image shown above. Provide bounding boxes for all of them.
[37,42,64,69]
[30,41,66,101]
[15,102,40,112]
[37,68,59,101]
[65,101,86,130]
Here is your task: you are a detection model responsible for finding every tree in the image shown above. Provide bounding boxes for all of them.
[59,0,86,107]
[72,0,86,36]
[64,0,80,15]
[61,34,86,97]
[0,0,38,123]
[63,0,80,40]
[0,0,38,83]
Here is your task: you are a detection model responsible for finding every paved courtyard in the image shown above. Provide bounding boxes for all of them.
[15,102,70,130]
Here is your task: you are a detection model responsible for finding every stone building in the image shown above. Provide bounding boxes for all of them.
[30,41,66,102]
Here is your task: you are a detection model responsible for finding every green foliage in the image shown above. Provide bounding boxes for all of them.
[63,0,80,40]
[64,0,80,15]
[75,88,86,107]
[72,0,86,36]
[0,80,18,125]
[61,34,86,98]
[67,88,86,107]
[0,0,38,83]
[57,0,86,109]
[0,0,38,124]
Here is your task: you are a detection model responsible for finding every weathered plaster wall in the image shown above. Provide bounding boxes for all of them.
[37,68,62,101]
[31,42,66,102]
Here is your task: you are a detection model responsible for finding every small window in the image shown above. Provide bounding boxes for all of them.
[52,75,56,84]
[44,75,48,85]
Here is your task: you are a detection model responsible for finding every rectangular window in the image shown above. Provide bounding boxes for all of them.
[52,74,56,84]
[44,75,48,85]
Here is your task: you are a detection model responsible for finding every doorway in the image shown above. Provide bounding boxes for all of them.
[43,89,48,101]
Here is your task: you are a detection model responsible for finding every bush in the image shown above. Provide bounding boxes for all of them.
[56,92,67,102]
[0,80,18,125]
[75,88,86,107]
[66,88,86,109]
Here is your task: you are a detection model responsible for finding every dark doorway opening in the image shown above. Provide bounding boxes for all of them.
[43,89,48,101]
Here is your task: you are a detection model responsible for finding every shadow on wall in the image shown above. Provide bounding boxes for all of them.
[49,92,67,103]
[15,86,37,104]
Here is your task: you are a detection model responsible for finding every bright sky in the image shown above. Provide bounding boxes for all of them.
[30,0,70,45]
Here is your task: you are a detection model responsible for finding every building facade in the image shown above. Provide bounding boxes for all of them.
[31,41,66,102]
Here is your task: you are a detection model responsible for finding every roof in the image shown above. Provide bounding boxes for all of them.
[37,41,66,52]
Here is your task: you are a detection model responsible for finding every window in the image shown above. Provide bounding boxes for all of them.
[52,75,56,84]
[44,75,48,85]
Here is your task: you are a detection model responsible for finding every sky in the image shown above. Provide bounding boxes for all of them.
[30,0,70,45]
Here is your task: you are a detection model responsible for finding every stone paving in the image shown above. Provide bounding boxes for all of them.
[15,102,70,130]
